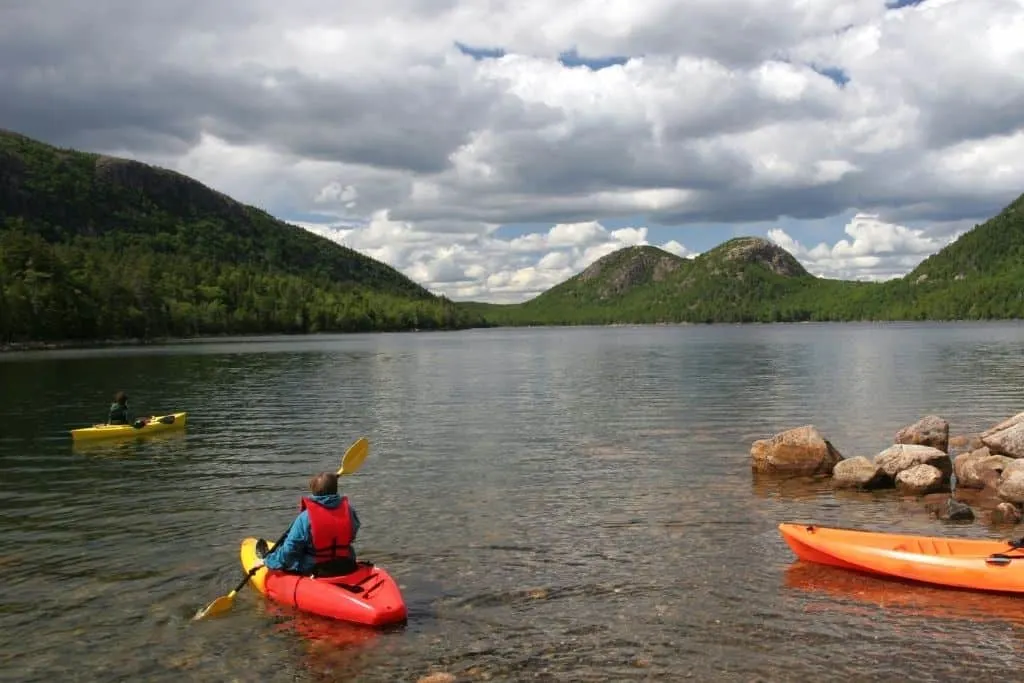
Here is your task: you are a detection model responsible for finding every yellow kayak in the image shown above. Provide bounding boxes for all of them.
[70,412,188,441]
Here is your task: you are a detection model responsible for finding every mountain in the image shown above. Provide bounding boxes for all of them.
[469,194,1024,325]
[474,237,828,325]
[0,129,482,344]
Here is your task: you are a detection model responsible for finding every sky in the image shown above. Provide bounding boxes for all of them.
[2,0,1023,303]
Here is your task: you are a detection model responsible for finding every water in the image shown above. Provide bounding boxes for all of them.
[3,322,1024,682]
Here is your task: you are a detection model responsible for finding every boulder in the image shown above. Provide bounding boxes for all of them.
[953,447,1015,489]
[895,464,948,496]
[750,425,843,477]
[948,434,983,455]
[997,459,1024,504]
[981,422,1024,459]
[895,415,950,453]
[981,411,1024,439]
[831,456,892,490]
[874,444,952,481]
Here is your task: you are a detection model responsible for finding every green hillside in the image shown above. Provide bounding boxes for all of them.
[469,192,1024,325]
[0,129,482,344]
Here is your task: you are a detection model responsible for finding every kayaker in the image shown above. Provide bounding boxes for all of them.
[107,391,132,425]
[252,471,361,577]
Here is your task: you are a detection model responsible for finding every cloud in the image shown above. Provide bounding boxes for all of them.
[301,214,694,302]
[767,213,959,281]
[1,0,1023,301]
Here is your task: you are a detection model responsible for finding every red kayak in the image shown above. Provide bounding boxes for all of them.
[239,537,407,626]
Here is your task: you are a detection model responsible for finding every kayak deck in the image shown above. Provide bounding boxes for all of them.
[70,412,188,441]
[239,536,407,627]
[779,522,1024,593]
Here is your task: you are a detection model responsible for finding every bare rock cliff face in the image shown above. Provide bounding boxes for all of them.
[94,156,247,223]
[577,246,685,299]
[720,237,808,277]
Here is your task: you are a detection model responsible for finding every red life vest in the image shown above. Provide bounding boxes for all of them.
[300,496,354,563]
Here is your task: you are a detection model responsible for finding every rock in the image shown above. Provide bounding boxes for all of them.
[417,673,457,683]
[831,456,892,490]
[981,422,1024,458]
[953,447,1015,489]
[896,415,950,453]
[997,459,1024,504]
[981,411,1024,439]
[992,502,1023,525]
[950,483,1002,510]
[750,425,843,477]
[874,444,952,481]
[943,498,975,521]
[895,464,948,495]
[949,434,983,454]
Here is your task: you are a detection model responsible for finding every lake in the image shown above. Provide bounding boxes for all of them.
[3,322,1024,682]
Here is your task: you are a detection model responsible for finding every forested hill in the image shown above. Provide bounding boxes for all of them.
[0,129,482,344]
[467,194,1024,325]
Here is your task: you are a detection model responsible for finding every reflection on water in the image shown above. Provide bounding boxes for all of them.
[2,323,1024,681]
[785,561,1024,628]
[70,430,189,456]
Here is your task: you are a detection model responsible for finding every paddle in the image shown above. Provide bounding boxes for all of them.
[984,537,1024,565]
[191,437,371,621]
[131,415,175,429]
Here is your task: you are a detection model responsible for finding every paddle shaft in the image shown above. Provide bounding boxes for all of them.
[228,440,365,593]
[195,437,368,620]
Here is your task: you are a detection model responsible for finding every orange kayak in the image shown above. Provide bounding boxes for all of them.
[778,522,1024,593]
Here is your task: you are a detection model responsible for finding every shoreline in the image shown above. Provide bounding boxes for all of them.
[0,329,434,354]
[3,318,1023,354]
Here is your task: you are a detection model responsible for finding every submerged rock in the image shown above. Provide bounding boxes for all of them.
[992,502,1023,525]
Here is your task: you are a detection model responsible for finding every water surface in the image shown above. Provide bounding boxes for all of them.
[3,322,1024,681]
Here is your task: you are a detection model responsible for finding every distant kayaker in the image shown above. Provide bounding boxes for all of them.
[252,471,362,577]
[107,391,132,425]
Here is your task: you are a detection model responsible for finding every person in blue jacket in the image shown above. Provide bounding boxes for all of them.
[253,471,361,577]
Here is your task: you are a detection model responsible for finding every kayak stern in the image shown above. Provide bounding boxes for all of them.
[239,536,407,627]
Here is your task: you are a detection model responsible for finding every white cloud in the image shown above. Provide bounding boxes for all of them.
[2,0,1023,301]
[767,213,959,281]
[301,214,693,302]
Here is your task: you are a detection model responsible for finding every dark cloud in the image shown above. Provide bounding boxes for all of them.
[0,0,516,172]
[1,0,1020,233]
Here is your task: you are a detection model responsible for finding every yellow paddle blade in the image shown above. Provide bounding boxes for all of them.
[192,591,238,621]
[339,437,369,476]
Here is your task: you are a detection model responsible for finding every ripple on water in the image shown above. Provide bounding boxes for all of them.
[3,324,1024,681]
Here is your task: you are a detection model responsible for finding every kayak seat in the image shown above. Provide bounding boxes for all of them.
[311,557,358,578]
